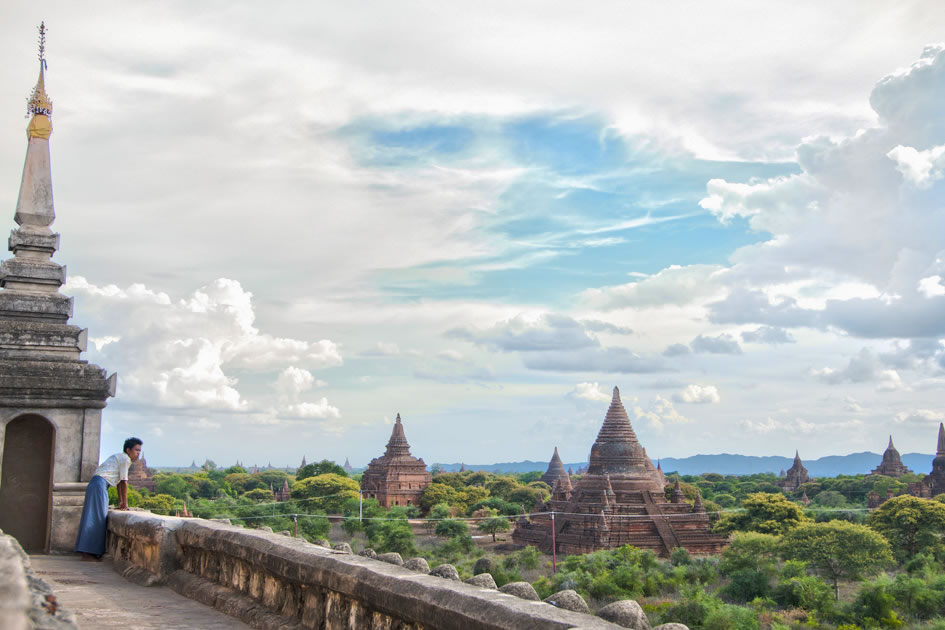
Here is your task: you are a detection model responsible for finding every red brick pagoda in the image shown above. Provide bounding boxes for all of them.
[870,436,912,477]
[360,413,432,508]
[540,447,571,491]
[777,451,810,492]
[513,387,727,556]
[127,457,156,493]
[909,423,945,498]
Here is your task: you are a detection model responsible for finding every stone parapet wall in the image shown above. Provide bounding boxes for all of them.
[107,511,623,630]
[0,529,77,630]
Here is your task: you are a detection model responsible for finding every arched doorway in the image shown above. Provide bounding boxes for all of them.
[0,415,55,552]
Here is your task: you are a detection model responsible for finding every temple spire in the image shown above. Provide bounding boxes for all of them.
[938,423,945,457]
[384,413,412,457]
[888,435,894,450]
[17,22,55,233]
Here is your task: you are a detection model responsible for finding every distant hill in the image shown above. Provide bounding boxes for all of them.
[435,452,935,478]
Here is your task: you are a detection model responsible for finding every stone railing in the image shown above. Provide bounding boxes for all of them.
[0,529,77,630]
[107,511,627,630]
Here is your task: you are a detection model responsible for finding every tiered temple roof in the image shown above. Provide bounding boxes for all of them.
[128,457,156,493]
[360,413,432,508]
[870,436,912,477]
[777,451,810,492]
[540,447,571,491]
[513,387,727,556]
[909,423,945,498]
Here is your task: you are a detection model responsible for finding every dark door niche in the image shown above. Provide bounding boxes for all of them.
[0,415,55,552]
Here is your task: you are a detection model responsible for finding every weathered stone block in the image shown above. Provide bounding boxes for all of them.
[464,573,497,589]
[544,589,590,614]
[597,600,651,629]
[403,557,429,573]
[498,581,539,601]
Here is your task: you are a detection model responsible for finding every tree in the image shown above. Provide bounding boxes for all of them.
[419,484,461,512]
[478,517,511,542]
[297,459,347,481]
[139,493,179,515]
[714,492,810,535]
[291,473,359,513]
[155,474,193,500]
[485,476,521,500]
[781,520,893,599]
[435,519,469,539]
[868,495,945,562]
[242,488,274,502]
[719,532,780,576]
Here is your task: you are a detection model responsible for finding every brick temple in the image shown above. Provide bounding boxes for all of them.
[540,446,571,490]
[909,423,945,498]
[360,413,431,508]
[870,436,912,477]
[513,387,727,556]
[777,451,810,492]
[128,457,156,493]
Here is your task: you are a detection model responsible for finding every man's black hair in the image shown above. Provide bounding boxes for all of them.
[123,437,143,453]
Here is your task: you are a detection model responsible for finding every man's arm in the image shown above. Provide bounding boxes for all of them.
[117,480,129,510]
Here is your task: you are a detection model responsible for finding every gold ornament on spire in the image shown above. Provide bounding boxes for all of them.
[26,22,53,140]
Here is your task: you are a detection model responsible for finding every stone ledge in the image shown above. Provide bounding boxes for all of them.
[0,531,77,629]
[109,512,624,629]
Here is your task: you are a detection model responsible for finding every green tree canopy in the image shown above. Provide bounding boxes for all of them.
[714,492,810,535]
[297,459,347,481]
[138,493,179,515]
[478,517,511,542]
[867,495,945,561]
[291,473,359,513]
[781,520,893,599]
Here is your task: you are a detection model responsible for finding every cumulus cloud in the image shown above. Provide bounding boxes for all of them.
[522,347,667,374]
[662,343,691,357]
[66,276,342,418]
[673,384,720,404]
[448,313,598,352]
[568,382,612,402]
[580,319,633,335]
[812,348,907,392]
[630,395,692,431]
[581,264,726,310]
[893,408,945,426]
[437,349,465,362]
[741,326,796,345]
[690,333,742,355]
[887,144,945,188]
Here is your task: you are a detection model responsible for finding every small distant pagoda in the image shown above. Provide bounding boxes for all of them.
[540,447,571,491]
[272,479,290,502]
[343,457,354,473]
[909,423,945,498]
[777,451,810,492]
[870,436,912,477]
[128,457,156,493]
[513,387,727,556]
[360,414,432,508]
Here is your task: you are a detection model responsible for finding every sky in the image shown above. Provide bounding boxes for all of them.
[2,2,945,467]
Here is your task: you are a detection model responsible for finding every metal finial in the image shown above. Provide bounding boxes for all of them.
[37,22,47,65]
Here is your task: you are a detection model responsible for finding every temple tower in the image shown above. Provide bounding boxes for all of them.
[870,436,912,477]
[540,446,571,490]
[777,451,810,492]
[910,423,945,498]
[360,413,432,507]
[0,25,116,552]
[513,386,726,556]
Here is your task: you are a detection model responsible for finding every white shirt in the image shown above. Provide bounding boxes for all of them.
[94,452,132,487]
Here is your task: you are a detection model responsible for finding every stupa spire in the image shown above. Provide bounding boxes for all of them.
[384,413,412,457]
[888,435,894,451]
[17,22,55,233]
[938,423,945,457]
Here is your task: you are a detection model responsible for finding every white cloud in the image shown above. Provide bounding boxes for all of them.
[437,349,465,362]
[918,275,945,298]
[741,326,795,345]
[887,144,945,188]
[569,382,611,402]
[361,342,402,356]
[893,408,945,425]
[812,348,905,392]
[631,395,692,431]
[581,265,726,310]
[673,384,720,404]
[284,399,341,420]
[690,333,742,355]
[66,276,341,417]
